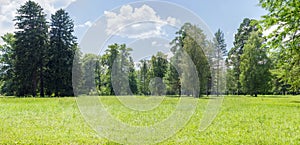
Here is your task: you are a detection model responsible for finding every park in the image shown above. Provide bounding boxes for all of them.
[0,0,299,144]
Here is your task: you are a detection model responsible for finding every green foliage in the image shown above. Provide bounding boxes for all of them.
[0,33,16,95]
[214,29,227,57]
[171,23,212,97]
[98,43,135,96]
[128,57,138,95]
[14,0,49,97]
[81,54,99,95]
[149,52,168,96]
[226,18,261,95]
[72,47,83,96]
[0,1,79,97]
[47,9,77,97]
[138,59,150,95]
[164,52,181,95]
[240,31,271,97]
[260,0,300,93]
[213,29,227,95]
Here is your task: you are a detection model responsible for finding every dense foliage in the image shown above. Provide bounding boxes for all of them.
[0,0,299,97]
[0,1,77,97]
[259,0,300,94]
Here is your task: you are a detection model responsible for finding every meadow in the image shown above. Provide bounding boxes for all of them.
[0,95,299,144]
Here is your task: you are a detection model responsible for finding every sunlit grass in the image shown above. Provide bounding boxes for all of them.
[0,95,299,144]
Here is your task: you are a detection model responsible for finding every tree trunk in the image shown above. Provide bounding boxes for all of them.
[178,84,181,97]
[32,70,37,97]
[40,61,44,97]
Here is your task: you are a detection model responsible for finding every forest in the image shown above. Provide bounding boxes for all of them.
[0,0,299,98]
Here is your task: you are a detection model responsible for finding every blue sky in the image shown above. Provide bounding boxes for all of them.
[65,0,267,54]
[0,0,267,56]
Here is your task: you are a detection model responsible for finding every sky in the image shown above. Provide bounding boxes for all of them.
[0,0,267,58]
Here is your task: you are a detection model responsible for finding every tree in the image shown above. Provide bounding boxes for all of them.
[177,23,211,97]
[149,52,168,96]
[213,29,227,96]
[14,0,49,97]
[214,29,227,57]
[128,57,138,95]
[72,46,83,96]
[95,58,102,95]
[138,59,150,95]
[47,9,77,96]
[259,0,300,94]
[164,52,181,96]
[111,44,133,95]
[100,43,133,96]
[240,31,271,97]
[226,18,260,95]
[170,23,207,97]
[0,33,16,95]
[81,54,98,95]
[101,44,119,95]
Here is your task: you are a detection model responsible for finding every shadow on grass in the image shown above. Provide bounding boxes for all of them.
[0,96,77,99]
[165,95,220,99]
[226,95,294,98]
[258,95,295,98]
[290,100,300,103]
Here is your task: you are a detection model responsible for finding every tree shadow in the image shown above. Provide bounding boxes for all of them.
[290,100,300,103]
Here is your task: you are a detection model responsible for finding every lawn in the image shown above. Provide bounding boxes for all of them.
[0,95,299,144]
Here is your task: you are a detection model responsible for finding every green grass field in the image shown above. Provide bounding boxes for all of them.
[0,96,299,144]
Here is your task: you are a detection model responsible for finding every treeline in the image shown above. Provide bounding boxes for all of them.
[0,1,226,97]
[77,0,300,97]
[78,23,227,97]
[0,1,78,97]
[0,0,299,97]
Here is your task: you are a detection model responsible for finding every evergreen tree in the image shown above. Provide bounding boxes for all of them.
[48,9,77,96]
[14,0,49,97]
[213,29,227,96]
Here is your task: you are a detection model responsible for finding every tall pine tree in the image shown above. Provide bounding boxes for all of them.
[48,9,77,96]
[14,0,49,97]
[213,29,227,96]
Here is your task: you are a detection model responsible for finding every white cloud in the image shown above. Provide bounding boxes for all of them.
[151,41,157,46]
[0,0,76,44]
[75,21,93,28]
[104,4,179,39]
[151,41,171,48]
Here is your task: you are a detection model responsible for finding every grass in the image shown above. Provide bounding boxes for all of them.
[0,95,299,144]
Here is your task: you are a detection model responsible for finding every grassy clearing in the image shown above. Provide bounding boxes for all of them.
[0,96,299,144]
